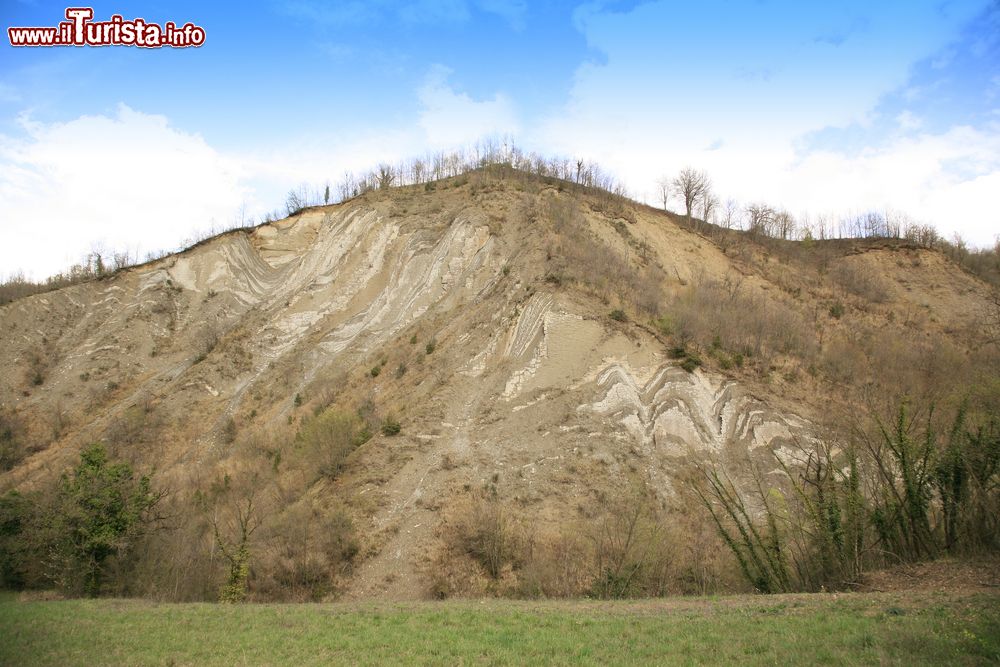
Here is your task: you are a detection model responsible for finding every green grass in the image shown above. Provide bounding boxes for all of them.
[1,591,998,666]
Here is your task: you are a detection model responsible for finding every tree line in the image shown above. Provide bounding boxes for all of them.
[3,140,997,307]
[656,166,976,247]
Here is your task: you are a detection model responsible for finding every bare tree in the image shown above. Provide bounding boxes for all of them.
[376,163,394,189]
[815,213,832,240]
[111,248,135,272]
[672,168,710,220]
[656,177,672,212]
[285,187,307,216]
[213,474,266,603]
[746,203,776,237]
[701,193,719,226]
[720,198,739,229]
[411,158,426,184]
[904,223,938,247]
[773,209,795,240]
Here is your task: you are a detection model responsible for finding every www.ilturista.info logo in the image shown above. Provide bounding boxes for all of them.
[8,8,205,48]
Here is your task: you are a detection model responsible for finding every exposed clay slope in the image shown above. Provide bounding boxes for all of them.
[1,175,995,599]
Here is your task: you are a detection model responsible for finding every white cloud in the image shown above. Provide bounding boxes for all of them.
[581,123,999,247]
[0,105,246,278]
[779,125,1000,244]
[530,0,998,247]
[0,70,523,278]
[417,65,519,148]
[895,110,923,132]
[232,66,520,207]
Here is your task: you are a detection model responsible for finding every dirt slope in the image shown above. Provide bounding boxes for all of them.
[1,173,995,599]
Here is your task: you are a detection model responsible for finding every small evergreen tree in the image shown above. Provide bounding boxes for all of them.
[50,443,159,596]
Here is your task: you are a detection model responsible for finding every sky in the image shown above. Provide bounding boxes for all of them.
[1,0,998,278]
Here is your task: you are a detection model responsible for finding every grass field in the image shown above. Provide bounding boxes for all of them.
[1,591,998,666]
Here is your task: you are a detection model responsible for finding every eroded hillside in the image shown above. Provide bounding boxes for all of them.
[1,170,996,600]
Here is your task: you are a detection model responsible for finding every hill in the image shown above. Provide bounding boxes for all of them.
[1,168,997,601]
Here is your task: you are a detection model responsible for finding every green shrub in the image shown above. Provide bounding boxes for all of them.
[697,399,1000,594]
[609,309,626,322]
[25,348,47,387]
[51,444,160,596]
[370,365,381,378]
[829,302,845,319]
[0,491,32,589]
[425,340,437,355]
[381,416,401,436]
[668,345,702,373]
[680,355,702,373]
[0,409,25,472]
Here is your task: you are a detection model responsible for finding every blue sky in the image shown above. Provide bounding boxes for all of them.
[1,1,997,277]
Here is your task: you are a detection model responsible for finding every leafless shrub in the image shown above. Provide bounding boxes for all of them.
[131,508,218,601]
[254,501,358,601]
[516,489,675,599]
[47,400,69,441]
[546,197,665,317]
[822,325,968,406]
[670,276,814,365]
[221,417,237,445]
[983,291,1000,347]
[23,346,48,387]
[193,324,220,363]
[106,399,160,447]
[587,489,672,598]
[458,489,523,579]
[820,334,868,385]
[829,260,890,303]
[295,407,372,480]
[663,497,735,594]
[517,531,590,598]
